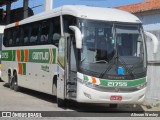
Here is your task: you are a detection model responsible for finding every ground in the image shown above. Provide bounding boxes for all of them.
[0,80,159,119]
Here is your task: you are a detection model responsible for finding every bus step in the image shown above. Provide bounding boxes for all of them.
[67,81,76,85]
[67,89,76,93]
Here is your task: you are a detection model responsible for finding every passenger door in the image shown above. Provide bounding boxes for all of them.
[57,37,66,100]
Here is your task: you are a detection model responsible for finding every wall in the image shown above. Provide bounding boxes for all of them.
[139,13,160,106]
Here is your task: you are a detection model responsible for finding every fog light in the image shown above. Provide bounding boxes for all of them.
[136,83,146,90]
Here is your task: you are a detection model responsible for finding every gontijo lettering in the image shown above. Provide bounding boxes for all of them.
[32,52,49,61]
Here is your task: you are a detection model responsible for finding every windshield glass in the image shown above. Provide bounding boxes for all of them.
[116,25,144,59]
[80,20,115,64]
[79,20,146,79]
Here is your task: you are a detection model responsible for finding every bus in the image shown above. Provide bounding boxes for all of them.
[0,25,5,78]
[1,5,156,107]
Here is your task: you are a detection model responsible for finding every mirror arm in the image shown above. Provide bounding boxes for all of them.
[144,31,159,54]
[69,26,82,49]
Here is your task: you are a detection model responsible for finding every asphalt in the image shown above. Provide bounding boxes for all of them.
[0,80,159,119]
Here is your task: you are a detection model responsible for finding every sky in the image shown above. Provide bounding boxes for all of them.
[2,0,145,14]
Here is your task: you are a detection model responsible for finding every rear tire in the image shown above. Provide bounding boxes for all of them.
[13,73,21,92]
[109,104,118,108]
[8,69,12,88]
[57,98,66,108]
[10,79,14,90]
[11,72,21,92]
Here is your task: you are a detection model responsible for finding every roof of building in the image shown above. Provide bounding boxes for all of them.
[0,0,17,7]
[116,0,160,13]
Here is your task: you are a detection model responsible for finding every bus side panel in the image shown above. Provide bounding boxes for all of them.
[1,45,58,96]
[57,65,65,100]
[18,63,57,95]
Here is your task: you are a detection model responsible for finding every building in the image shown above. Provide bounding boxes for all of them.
[117,0,160,106]
[0,0,31,24]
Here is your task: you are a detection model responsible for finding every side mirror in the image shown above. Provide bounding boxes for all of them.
[69,26,82,49]
[144,31,159,54]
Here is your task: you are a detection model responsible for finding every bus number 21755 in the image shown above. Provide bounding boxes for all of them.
[108,82,127,87]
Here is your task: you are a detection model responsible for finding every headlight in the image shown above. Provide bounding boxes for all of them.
[136,83,147,90]
[77,78,98,88]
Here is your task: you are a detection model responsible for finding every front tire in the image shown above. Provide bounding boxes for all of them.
[109,104,118,108]
[10,79,14,90]
[57,98,66,108]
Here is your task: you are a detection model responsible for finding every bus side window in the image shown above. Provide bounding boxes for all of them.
[8,29,13,46]
[30,22,40,45]
[3,29,8,47]
[40,20,50,44]
[63,15,76,34]
[51,17,61,46]
[13,27,20,46]
[23,25,30,45]
[19,27,24,46]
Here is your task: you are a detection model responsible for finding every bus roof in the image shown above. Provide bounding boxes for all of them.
[0,25,5,33]
[5,5,141,29]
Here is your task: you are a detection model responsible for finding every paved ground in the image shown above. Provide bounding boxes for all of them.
[0,81,159,119]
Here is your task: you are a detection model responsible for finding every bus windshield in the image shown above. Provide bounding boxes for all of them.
[79,20,146,79]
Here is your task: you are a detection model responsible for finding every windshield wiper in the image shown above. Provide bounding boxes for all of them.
[93,60,108,63]
[99,53,135,79]
[81,58,86,63]
[99,54,117,78]
[118,55,135,79]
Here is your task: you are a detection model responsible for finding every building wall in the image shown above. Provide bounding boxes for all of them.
[138,13,160,106]
[139,13,160,31]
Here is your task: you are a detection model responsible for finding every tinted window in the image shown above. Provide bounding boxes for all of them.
[23,25,31,44]
[3,16,62,47]
[13,27,21,46]
[51,17,61,46]
[3,29,8,47]
[30,22,40,44]
[40,20,50,43]
[8,29,13,46]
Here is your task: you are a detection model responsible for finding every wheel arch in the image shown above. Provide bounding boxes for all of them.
[8,67,12,76]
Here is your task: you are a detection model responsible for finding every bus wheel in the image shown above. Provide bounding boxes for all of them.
[109,104,118,108]
[10,79,14,90]
[13,72,21,92]
[57,98,66,108]
[8,69,12,86]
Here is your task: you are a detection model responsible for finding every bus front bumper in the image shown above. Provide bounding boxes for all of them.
[76,82,146,104]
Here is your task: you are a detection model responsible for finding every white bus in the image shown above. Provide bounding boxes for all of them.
[0,25,5,77]
[1,5,154,107]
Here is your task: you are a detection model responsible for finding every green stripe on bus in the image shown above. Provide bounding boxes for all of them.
[83,75,146,87]
[2,48,57,64]
[1,50,13,61]
[12,50,16,61]
[22,63,26,75]
[21,50,24,62]
[29,49,50,63]
[52,48,56,64]
[99,78,146,87]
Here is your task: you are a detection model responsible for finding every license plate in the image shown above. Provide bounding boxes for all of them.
[110,96,122,101]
